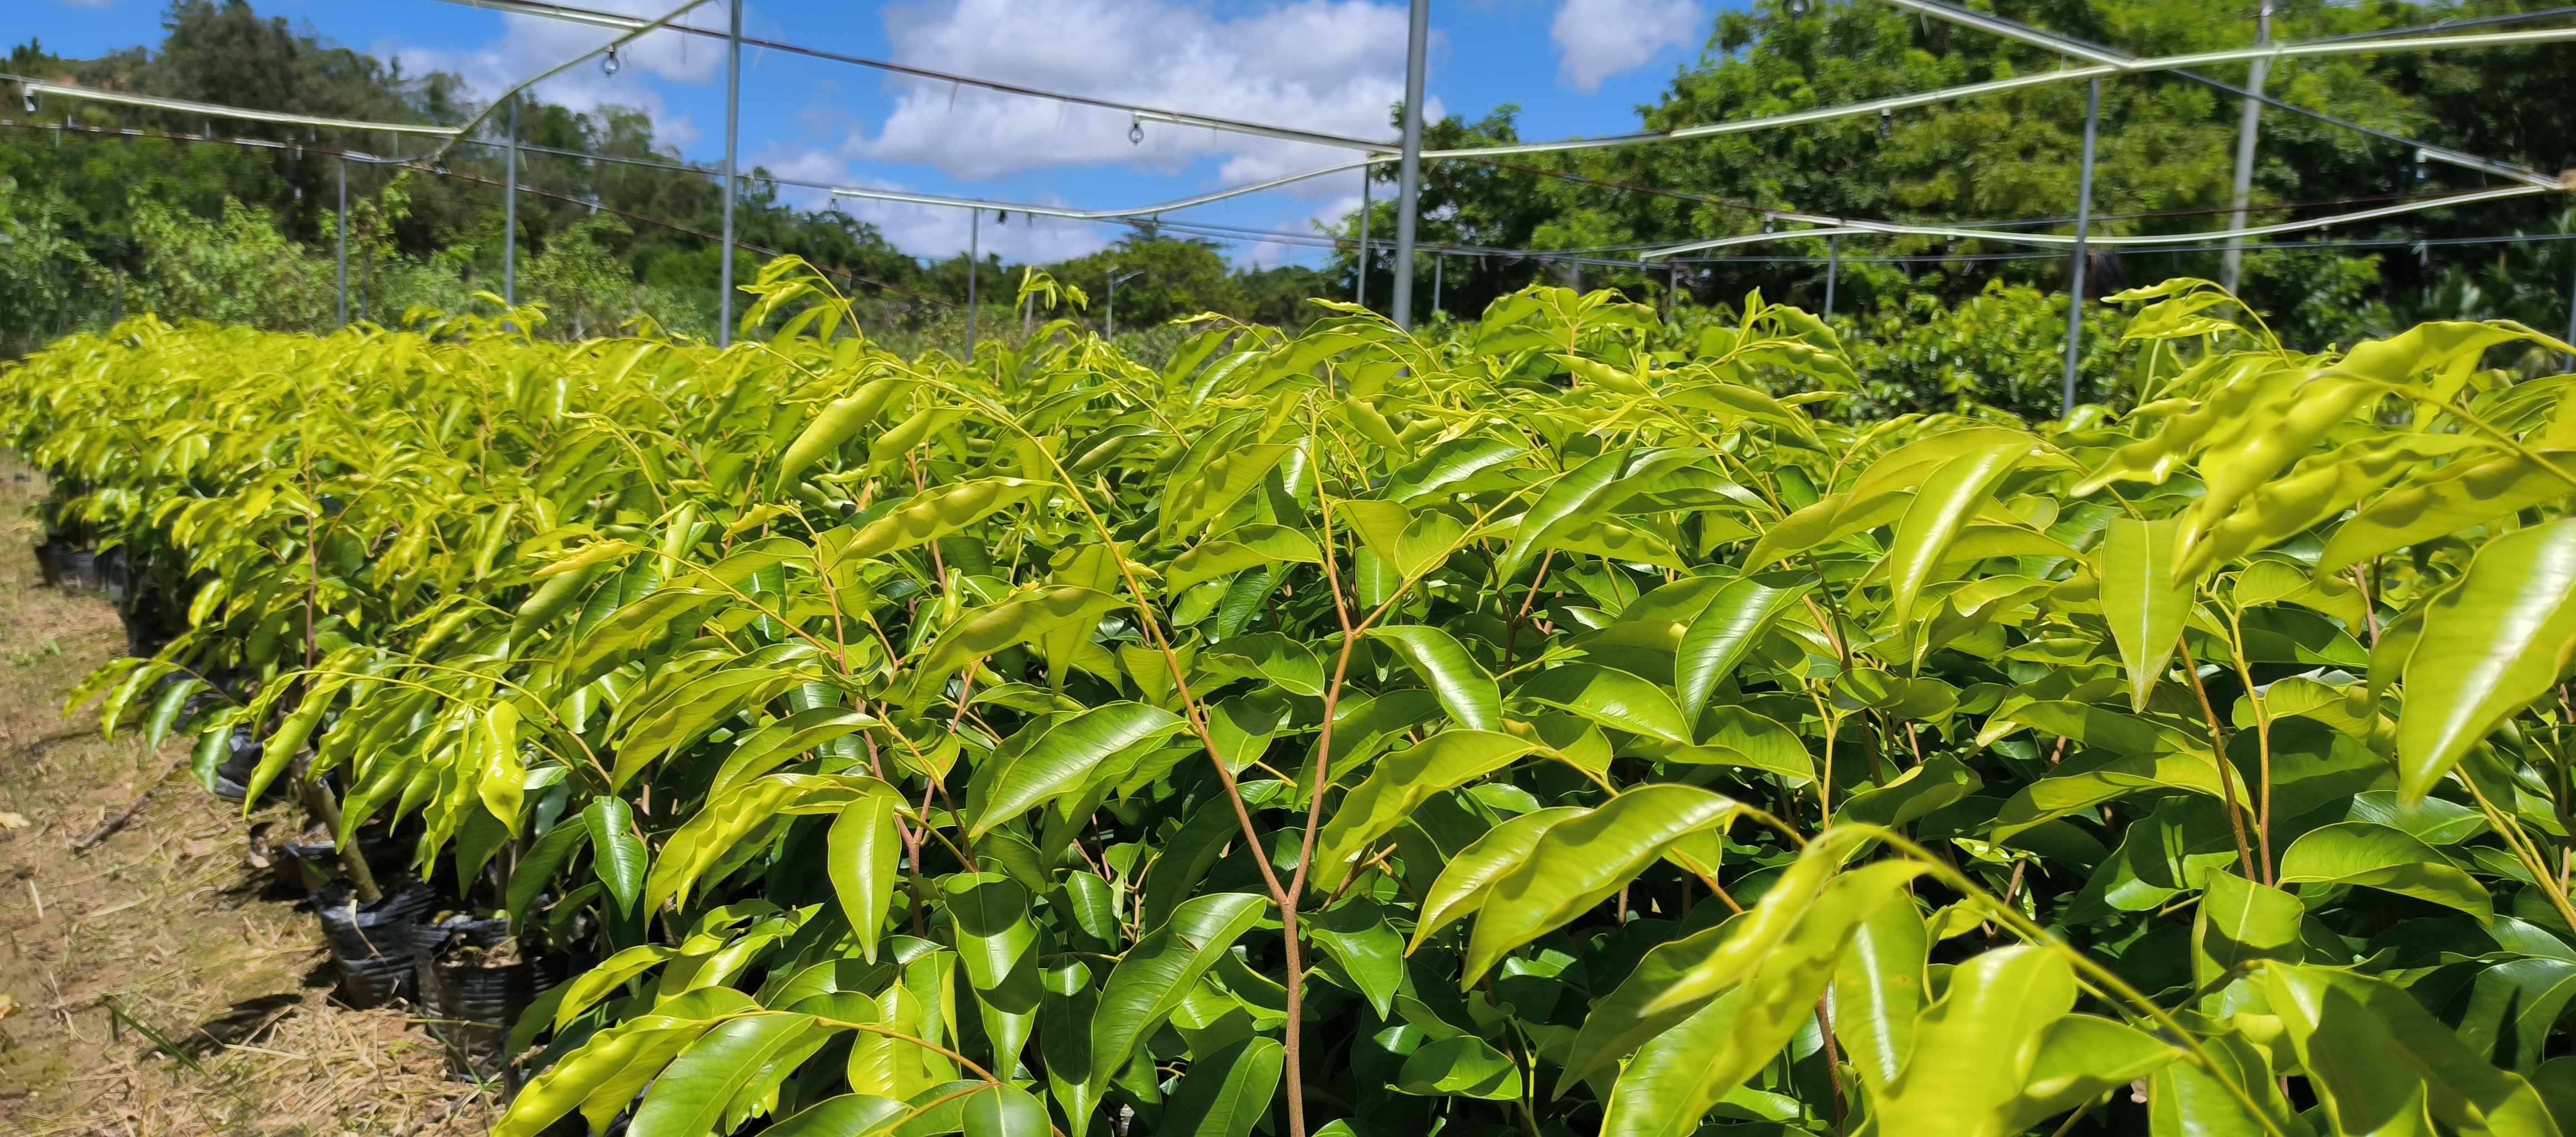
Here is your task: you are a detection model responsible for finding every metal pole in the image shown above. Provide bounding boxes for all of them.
[2221,1,2273,294]
[1390,0,1430,330]
[967,208,979,350]
[2063,77,2101,418]
[1356,174,1372,309]
[1824,235,1839,320]
[1432,253,1443,319]
[720,0,742,347]
[504,95,517,306]
[2565,238,2575,370]
[336,157,349,328]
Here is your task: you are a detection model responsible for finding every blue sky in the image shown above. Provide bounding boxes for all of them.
[14,0,1730,268]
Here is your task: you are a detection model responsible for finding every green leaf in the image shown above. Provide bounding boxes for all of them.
[1366,625,1502,731]
[1395,1036,1523,1100]
[2003,1015,2182,1133]
[710,707,877,798]
[831,793,905,963]
[2262,962,2564,1137]
[1832,889,1929,1096]
[2397,517,2576,802]
[2320,450,2576,576]
[1874,945,2076,1137]
[1414,806,1587,948]
[628,1012,815,1137]
[919,587,1124,684]
[1466,784,1742,983]
[1164,443,1297,538]
[1835,753,1980,829]
[1597,992,1744,1137]
[1311,730,1537,893]
[846,478,1050,562]
[1088,892,1269,1091]
[1881,434,2031,625]
[1168,525,1322,595]
[775,377,913,489]
[1674,571,1814,715]
[763,1095,911,1137]
[1159,1037,1285,1137]
[1306,897,1406,1018]
[973,703,1185,837]
[2194,872,2307,992]
[2100,516,2195,713]
[1514,664,1694,747]
[2278,820,2493,921]
[509,819,589,917]
[585,796,648,917]
[493,1014,718,1137]
[959,1081,1050,1137]
[1558,917,1740,1096]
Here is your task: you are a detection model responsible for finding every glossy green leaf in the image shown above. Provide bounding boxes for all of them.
[1311,730,1536,893]
[973,702,1185,837]
[1467,785,1742,983]
[1088,892,1269,1091]
[1413,806,1586,948]
[585,795,648,917]
[831,792,905,963]
[2397,518,2576,802]
[1159,1037,1285,1137]
[2278,820,2493,920]
[1674,571,1814,715]
[1513,663,1694,747]
[2100,516,2195,713]
[1365,625,1502,731]
[1874,945,2076,1137]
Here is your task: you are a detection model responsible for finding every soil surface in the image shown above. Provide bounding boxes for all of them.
[0,457,498,1136]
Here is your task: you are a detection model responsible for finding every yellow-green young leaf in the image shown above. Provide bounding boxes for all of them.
[2278,821,2493,921]
[1493,449,1637,583]
[844,478,1050,563]
[1310,731,1537,893]
[1366,625,1502,731]
[1835,753,1980,828]
[1648,838,1849,1012]
[1166,525,1322,595]
[242,677,343,809]
[1659,862,1928,1121]
[477,701,527,836]
[1513,663,1693,747]
[1163,443,1297,539]
[2397,518,2576,802]
[1558,917,1742,1096]
[830,793,904,962]
[2003,1016,2182,1133]
[550,944,683,1031]
[510,561,603,647]
[1832,887,1930,1096]
[1597,992,1745,1137]
[611,667,813,789]
[2147,1028,2290,1137]
[628,1012,816,1137]
[2178,376,2378,564]
[1881,435,2031,625]
[1873,945,2076,1137]
[1088,892,1269,1092]
[1674,571,1815,715]
[973,703,1185,837]
[762,1094,910,1137]
[1158,1037,1285,1137]
[492,1016,715,1137]
[2262,963,2564,1137]
[2182,434,2485,577]
[584,796,648,916]
[866,405,969,472]
[774,377,913,490]
[918,587,1124,685]
[2318,450,2576,576]
[1466,785,1742,984]
[2099,516,2195,713]
[1413,807,1587,949]
[647,774,893,912]
[710,707,877,798]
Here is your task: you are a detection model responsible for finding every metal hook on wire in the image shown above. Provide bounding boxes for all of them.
[603,47,622,77]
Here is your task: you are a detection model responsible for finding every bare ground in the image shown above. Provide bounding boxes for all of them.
[0,457,497,1136]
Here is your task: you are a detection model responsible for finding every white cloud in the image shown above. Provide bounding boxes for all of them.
[379,0,727,124]
[863,0,1433,192]
[1550,0,1702,93]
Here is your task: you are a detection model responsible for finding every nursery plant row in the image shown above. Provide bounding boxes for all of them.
[8,262,2576,1137]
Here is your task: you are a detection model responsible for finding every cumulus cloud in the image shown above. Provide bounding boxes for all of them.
[379,0,726,122]
[1550,0,1702,93]
[862,0,1432,191]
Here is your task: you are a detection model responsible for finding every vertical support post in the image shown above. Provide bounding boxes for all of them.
[2062,77,2101,419]
[1824,235,1839,321]
[2565,240,2575,371]
[1390,0,1430,330]
[967,207,980,351]
[720,0,742,348]
[1432,252,1443,320]
[2221,1,2273,295]
[1356,173,1372,309]
[504,95,518,306]
[336,157,349,329]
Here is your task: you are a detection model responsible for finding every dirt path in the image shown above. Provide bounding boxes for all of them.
[0,459,497,1136]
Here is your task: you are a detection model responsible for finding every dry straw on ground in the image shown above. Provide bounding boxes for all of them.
[0,457,497,1136]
